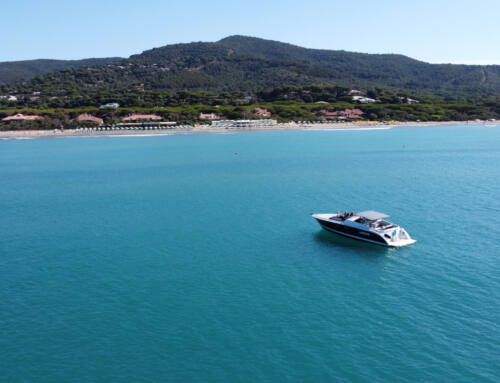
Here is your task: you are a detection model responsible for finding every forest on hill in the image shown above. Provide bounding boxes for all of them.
[1,35,499,109]
[0,57,121,86]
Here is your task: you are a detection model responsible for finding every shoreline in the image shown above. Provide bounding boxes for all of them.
[0,120,497,139]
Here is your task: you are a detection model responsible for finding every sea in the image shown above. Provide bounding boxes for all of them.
[1,124,499,382]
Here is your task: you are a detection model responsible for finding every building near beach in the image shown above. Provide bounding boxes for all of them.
[2,113,43,121]
[199,112,219,121]
[317,109,364,120]
[76,113,103,125]
[211,119,277,128]
[122,114,162,121]
[254,108,271,117]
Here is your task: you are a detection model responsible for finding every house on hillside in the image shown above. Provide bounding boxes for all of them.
[0,95,18,102]
[100,102,120,108]
[349,89,365,95]
[199,112,219,121]
[352,95,377,104]
[2,113,43,121]
[122,114,162,121]
[254,108,271,117]
[398,97,420,104]
[76,113,103,125]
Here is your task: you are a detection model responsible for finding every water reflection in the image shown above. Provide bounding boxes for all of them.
[313,230,391,256]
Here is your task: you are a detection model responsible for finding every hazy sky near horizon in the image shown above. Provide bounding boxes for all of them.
[2,0,499,64]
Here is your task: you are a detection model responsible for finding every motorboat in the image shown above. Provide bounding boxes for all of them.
[312,210,416,247]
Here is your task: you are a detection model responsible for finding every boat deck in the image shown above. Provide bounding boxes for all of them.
[326,214,396,231]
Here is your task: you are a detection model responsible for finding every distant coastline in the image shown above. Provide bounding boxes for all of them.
[1,120,497,139]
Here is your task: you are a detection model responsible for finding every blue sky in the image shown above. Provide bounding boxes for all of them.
[2,0,499,64]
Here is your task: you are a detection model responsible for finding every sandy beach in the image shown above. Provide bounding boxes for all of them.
[0,120,497,139]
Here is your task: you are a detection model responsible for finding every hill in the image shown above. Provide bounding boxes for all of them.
[0,57,122,85]
[218,36,500,96]
[1,36,499,108]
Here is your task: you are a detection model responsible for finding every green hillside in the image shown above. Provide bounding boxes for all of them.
[1,36,499,109]
[0,57,122,85]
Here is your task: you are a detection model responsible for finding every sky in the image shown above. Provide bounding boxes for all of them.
[2,0,499,64]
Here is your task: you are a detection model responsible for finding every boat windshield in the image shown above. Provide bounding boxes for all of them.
[370,220,396,230]
[329,215,396,230]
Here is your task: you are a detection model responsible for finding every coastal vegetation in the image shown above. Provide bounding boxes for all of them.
[1,36,499,130]
[1,94,498,131]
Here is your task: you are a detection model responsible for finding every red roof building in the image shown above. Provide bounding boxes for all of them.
[76,113,103,125]
[318,110,341,120]
[318,108,364,120]
[342,108,364,119]
[348,89,365,95]
[199,112,219,120]
[2,113,43,121]
[254,108,271,117]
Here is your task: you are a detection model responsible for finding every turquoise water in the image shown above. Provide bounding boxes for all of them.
[1,125,499,382]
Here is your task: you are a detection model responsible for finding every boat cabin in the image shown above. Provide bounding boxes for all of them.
[332,210,397,230]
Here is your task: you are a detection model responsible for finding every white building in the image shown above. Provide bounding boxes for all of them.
[100,102,120,108]
[398,97,420,104]
[0,95,18,102]
[352,95,377,104]
[211,119,277,128]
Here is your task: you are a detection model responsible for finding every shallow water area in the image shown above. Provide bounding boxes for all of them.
[1,124,499,382]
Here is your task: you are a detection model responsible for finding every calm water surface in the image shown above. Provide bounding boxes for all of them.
[1,125,499,382]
